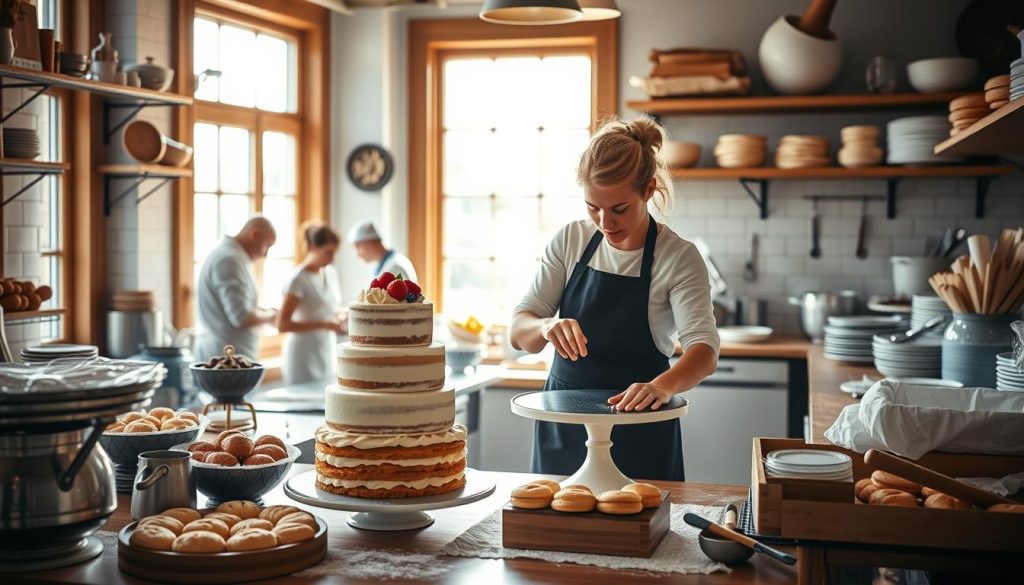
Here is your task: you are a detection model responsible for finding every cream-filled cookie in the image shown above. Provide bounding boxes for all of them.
[596,490,643,515]
[551,488,597,513]
[622,483,661,508]
[510,483,554,510]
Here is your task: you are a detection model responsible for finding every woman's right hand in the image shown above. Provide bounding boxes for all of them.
[541,318,588,361]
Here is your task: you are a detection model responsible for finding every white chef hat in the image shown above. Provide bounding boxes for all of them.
[346,221,381,244]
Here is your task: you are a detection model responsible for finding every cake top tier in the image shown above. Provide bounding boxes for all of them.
[354,271,425,305]
[349,272,434,347]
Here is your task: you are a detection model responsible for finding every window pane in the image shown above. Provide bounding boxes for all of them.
[218,24,257,107]
[262,131,296,195]
[541,128,588,198]
[444,258,493,318]
[256,33,290,112]
[443,59,493,130]
[540,56,591,129]
[194,122,218,192]
[492,57,542,129]
[219,194,251,237]
[494,256,541,315]
[494,197,540,258]
[194,18,219,102]
[444,197,492,259]
[444,129,493,198]
[219,126,251,194]
[492,130,540,198]
[262,259,294,309]
[541,197,585,238]
[263,195,295,259]
[194,192,219,261]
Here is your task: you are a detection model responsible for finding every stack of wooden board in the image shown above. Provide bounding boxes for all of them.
[630,47,750,98]
[929,229,1024,314]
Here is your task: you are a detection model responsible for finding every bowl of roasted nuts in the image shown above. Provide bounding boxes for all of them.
[175,431,299,504]
[189,345,265,403]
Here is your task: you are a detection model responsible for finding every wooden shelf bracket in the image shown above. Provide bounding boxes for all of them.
[738,178,769,219]
[104,173,179,216]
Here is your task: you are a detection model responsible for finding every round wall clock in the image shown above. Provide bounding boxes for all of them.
[346,143,394,191]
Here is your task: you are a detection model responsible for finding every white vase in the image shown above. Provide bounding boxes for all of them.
[0,27,15,65]
[758,15,842,95]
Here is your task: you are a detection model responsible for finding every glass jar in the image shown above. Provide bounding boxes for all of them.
[942,313,1017,388]
[866,55,897,94]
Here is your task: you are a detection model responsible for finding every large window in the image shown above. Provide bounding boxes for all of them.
[191,14,300,350]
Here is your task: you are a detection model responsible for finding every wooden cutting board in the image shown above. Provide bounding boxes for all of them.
[502,492,670,557]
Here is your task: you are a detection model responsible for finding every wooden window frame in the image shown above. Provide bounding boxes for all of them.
[408,17,618,310]
[173,0,330,363]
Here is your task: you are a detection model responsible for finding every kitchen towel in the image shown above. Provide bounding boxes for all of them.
[442,503,730,575]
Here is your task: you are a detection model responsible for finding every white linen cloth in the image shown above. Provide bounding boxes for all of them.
[442,503,729,575]
[824,379,1024,459]
[282,264,342,385]
[194,236,260,361]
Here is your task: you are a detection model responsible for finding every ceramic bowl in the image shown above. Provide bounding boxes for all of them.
[189,363,265,403]
[664,141,701,168]
[758,15,841,95]
[100,415,208,467]
[907,58,978,93]
[174,442,299,505]
[446,345,484,372]
[124,56,175,92]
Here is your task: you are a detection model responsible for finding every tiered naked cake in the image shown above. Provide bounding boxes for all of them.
[315,273,467,499]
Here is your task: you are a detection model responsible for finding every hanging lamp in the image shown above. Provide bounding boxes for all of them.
[579,0,620,20]
[479,0,583,26]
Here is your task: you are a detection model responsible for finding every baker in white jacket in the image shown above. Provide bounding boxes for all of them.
[194,216,279,361]
[346,221,418,281]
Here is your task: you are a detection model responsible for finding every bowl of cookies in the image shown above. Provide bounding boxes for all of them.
[101,408,209,491]
[119,501,326,583]
[175,431,299,505]
[190,345,265,403]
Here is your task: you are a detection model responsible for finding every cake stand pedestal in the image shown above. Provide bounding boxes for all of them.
[510,389,689,494]
[284,468,495,531]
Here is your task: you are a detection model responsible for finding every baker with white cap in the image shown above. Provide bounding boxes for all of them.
[346,221,418,282]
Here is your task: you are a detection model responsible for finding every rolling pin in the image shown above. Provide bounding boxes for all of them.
[864,449,1015,509]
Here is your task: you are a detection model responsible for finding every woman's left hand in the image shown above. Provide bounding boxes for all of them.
[608,382,676,412]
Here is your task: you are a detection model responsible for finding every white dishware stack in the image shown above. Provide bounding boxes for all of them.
[872,334,942,379]
[823,315,905,363]
[995,352,1024,391]
[886,116,965,165]
[947,93,988,137]
[838,125,883,168]
[1011,58,1024,102]
[3,127,41,160]
[775,134,830,169]
[911,294,952,338]
[714,134,766,169]
[764,449,853,481]
[20,344,100,365]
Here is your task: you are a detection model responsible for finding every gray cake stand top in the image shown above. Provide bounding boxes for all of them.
[511,389,688,425]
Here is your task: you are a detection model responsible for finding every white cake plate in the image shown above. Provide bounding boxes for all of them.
[284,468,495,531]
[511,389,688,494]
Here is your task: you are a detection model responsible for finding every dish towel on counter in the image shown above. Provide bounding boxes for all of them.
[442,503,730,575]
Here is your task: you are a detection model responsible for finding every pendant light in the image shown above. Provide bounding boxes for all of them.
[479,0,583,26]
[579,0,620,20]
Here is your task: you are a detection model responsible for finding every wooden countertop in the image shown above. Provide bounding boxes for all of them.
[17,468,798,585]
[719,336,811,359]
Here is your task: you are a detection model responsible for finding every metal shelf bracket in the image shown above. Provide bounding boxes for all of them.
[0,173,48,208]
[104,174,176,216]
[738,178,769,219]
[0,82,50,123]
[103,101,181,143]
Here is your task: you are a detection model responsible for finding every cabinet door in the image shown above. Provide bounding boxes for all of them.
[479,386,535,472]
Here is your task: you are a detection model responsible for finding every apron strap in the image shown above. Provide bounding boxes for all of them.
[640,214,657,281]
[566,229,604,288]
[375,249,395,276]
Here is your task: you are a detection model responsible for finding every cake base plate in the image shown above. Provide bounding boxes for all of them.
[284,468,496,531]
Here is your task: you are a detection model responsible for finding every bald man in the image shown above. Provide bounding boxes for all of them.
[194,217,279,361]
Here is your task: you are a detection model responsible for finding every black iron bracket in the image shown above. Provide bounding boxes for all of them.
[0,174,47,208]
[0,83,50,123]
[103,101,180,143]
[104,174,175,216]
[738,178,768,219]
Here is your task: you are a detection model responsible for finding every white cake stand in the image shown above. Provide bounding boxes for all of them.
[284,468,495,531]
[511,389,689,494]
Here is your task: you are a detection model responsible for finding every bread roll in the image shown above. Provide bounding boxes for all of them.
[258,505,301,525]
[551,489,597,513]
[172,530,226,553]
[137,514,184,535]
[161,507,202,525]
[855,478,879,503]
[988,503,1024,513]
[130,525,176,551]
[596,490,643,515]
[216,500,261,519]
[273,522,315,544]
[254,435,287,451]
[230,518,273,535]
[277,511,317,530]
[871,470,921,494]
[222,434,254,459]
[622,483,661,508]
[202,512,242,528]
[924,493,971,510]
[868,488,917,507]
[510,483,554,510]
[226,528,277,552]
[182,518,231,539]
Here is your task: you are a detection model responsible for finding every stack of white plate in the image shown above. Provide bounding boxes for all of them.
[1011,59,1024,102]
[886,116,965,165]
[21,344,99,365]
[995,352,1024,391]
[2,127,41,159]
[872,334,942,379]
[765,449,853,481]
[911,294,951,338]
[823,315,905,363]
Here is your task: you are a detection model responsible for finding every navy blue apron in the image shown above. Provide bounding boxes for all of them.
[531,215,684,481]
[375,249,395,276]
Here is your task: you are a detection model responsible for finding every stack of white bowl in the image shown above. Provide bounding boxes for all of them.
[823,315,904,363]
[1012,59,1024,102]
[714,134,766,169]
[765,449,853,481]
[775,135,829,169]
[911,294,952,338]
[838,125,883,168]
[872,334,942,379]
[886,116,965,165]
[995,352,1024,391]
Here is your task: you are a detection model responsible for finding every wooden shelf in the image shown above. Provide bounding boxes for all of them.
[627,92,963,116]
[0,158,69,173]
[0,64,191,105]
[3,307,66,324]
[934,98,1024,156]
[670,164,1015,181]
[96,164,192,178]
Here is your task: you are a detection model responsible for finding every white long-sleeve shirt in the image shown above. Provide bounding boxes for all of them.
[194,237,260,361]
[514,220,720,358]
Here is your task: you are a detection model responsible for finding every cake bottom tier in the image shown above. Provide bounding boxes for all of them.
[315,472,467,498]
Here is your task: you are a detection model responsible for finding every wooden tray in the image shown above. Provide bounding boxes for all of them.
[117,517,327,583]
[502,492,670,557]
[751,437,1024,553]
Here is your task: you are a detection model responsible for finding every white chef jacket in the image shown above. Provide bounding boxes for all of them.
[194,236,260,361]
[376,250,418,282]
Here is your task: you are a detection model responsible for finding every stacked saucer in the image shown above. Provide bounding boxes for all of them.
[872,334,942,379]
[995,352,1024,391]
[714,134,766,169]
[911,294,951,338]
[3,127,40,159]
[112,290,156,312]
[947,93,988,137]
[21,344,99,365]
[1012,59,1024,102]
[765,449,853,481]
[985,74,1010,110]
[775,135,829,169]
[823,315,905,363]
[838,125,883,168]
[887,116,965,165]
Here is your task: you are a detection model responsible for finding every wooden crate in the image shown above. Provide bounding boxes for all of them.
[502,492,670,557]
[751,437,1024,552]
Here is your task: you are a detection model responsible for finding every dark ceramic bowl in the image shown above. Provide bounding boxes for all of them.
[100,415,209,466]
[189,363,265,403]
[174,442,300,505]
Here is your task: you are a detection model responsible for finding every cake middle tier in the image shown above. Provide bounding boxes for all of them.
[325,385,455,435]
[336,341,445,393]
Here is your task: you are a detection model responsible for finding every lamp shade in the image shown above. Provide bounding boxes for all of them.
[479,0,583,26]
[579,0,620,20]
